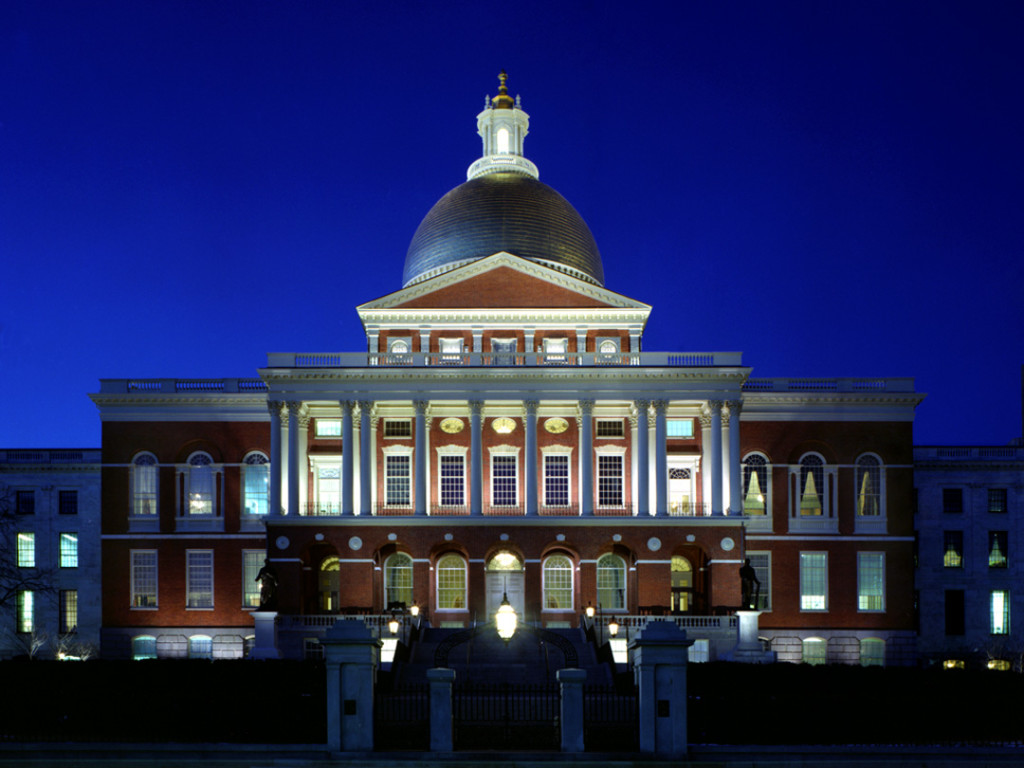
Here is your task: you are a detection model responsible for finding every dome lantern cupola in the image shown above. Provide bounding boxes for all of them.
[467,71,539,181]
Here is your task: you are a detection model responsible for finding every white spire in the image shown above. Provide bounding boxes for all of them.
[467,71,539,181]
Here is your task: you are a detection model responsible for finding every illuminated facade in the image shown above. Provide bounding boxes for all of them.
[91,74,923,664]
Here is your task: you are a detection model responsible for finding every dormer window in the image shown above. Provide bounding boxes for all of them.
[543,337,568,363]
[440,338,464,363]
[390,339,409,354]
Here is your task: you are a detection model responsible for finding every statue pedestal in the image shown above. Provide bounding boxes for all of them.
[251,610,280,660]
[727,610,775,663]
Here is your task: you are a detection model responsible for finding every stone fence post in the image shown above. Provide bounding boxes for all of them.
[557,668,586,752]
[629,620,693,759]
[427,667,456,752]
[321,620,380,753]
[250,610,279,659]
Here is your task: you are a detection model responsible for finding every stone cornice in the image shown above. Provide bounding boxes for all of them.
[357,307,651,327]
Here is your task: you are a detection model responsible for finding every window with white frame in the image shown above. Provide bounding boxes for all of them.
[860,638,885,667]
[388,338,410,356]
[385,453,412,506]
[855,454,883,517]
[799,552,827,611]
[798,454,825,516]
[491,338,517,365]
[542,337,568,362]
[746,551,771,610]
[242,550,263,608]
[16,591,33,633]
[242,452,269,516]
[491,452,518,507]
[131,550,158,608]
[742,453,769,515]
[542,555,573,610]
[16,533,34,568]
[666,419,694,438]
[597,553,627,610]
[857,552,885,612]
[311,457,342,512]
[991,590,1010,635]
[186,550,214,609]
[383,418,412,438]
[438,451,466,507]
[60,590,78,634]
[59,533,78,568]
[439,337,464,362]
[189,635,213,659]
[597,338,620,356]
[802,637,827,665]
[595,419,624,438]
[385,552,413,607]
[597,452,625,507]
[132,635,157,660]
[186,452,215,516]
[131,452,158,516]
[436,553,466,610]
[543,452,571,507]
[315,419,341,438]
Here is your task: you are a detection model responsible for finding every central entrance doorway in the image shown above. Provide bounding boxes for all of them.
[485,551,524,619]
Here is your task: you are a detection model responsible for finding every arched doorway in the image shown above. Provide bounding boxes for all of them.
[485,550,524,619]
[319,556,341,612]
[671,555,693,613]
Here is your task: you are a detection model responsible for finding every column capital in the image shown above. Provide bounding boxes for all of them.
[413,399,430,417]
[698,410,712,428]
[634,398,651,412]
[523,400,539,416]
[651,399,668,413]
[725,400,743,416]
[267,401,284,419]
[708,399,724,412]
[578,399,594,416]
[469,399,484,416]
[357,400,374,416]
[297,413,311,429]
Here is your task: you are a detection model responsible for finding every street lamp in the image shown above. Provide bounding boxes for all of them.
[608,619,620,638]
[495,592,518,642]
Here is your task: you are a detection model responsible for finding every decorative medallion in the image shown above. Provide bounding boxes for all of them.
[492,417,516,434]
[500,533,509,541]
[686,534,696,543]
[388,533,397,541]
[647,537,662,552]
[348,536,363,551]
[315,533,324,541]
[544,417,569,434]
[275,536,290,550]
[440,417,464,434]
[612,534,622,542]
[444,533,454,542]
[556,533,566,542]
[720,537,735,552]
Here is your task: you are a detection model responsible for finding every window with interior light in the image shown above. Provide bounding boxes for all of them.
[542,555,573,610]
[131,452,158,516]
[131,550,158,608]
[496,126,510,153]
[186,550,214,609]
[742,453,769,515]
[132,635,157,660]
[597,554,626,610]
[860,638,885,667]
[16,591,33,633]
[436,553,466,610]
[243,452,269,516]
[989,531,1008,568]
[186,452,215,516]
[60,590,78,634]
[242,550,263,608]
[991,590,1010,635]
[857,552,884,612]
[385,552,413,608]
[315,419,341,438]
[989,488,1008,513]
[855,454,882,517]
[802,637,827,665]
[16,533,34,568]
[943,531,963,568]
[666,419,694,438]
[59,533,78,568]
[799,552,827,611]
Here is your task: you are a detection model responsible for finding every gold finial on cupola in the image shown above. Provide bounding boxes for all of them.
[491,70,515,109]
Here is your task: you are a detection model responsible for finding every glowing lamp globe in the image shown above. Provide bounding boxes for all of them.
[495,594,518,642]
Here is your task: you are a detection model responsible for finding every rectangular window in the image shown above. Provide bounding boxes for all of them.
[59,533,78,568]
[989,531,1008,568]
[132,459,158,516]
[315,419,341,438]
[243,460,269,516]
[60,590,78,634]
[945,589,965,635]
[991,590,1010,635]
[186,550,214,609]
[597,454,624,506]
[316,465,341,511]
[491,455,518,506]
[989,488,1008,513]
[242,550,263,608]
[58,490,78,515]
[544,454,570,507]
[666,419,694,438]
[439,455,465,506]
[595,419,624,438]
[747,552,771,611]
[857,552,885,612]
[943,531,964,568]
[799,552,827,611]
[17,533,35,568]
[943,488,963,514]
[131,550,158,608]
[16,591,33,633]
[385,455,411,506]
[16,490,34,515]
[383,419,412,438]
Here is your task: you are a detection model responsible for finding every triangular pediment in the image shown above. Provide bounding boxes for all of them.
[358,253,650,312]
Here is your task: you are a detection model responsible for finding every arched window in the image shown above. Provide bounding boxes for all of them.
[188,635,213,659]
[742,453,768,515]
[596,554,627,611]
[389,338,409,354]
[802,637,827,665]
[319,556,341,612]
[187,452,215,516]
[242,452,269,516]
[855,454,881,517]
[860,638,885,667]
[132,635,157,661]
[799,454,824,517]
[436,554,466,610]
[542,554,573,611]
[598,339,618,355]
[670,556,693,613]
[496,126,510,154]
[131,452,158,516]
[384,552,413,608]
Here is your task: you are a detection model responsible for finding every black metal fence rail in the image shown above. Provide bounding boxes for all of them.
[584,684,638,752]
[374,684,429,750]
[453,681,560,751]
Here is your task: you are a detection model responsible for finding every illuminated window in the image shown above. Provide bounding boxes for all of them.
[543,453,570,507]
[131,452,158,516]
[991,590,1010,635]
[385,552,413,608]
[59,533,78,568]
[597,554,626,610]
[186,550,214,609]
[439,337,464,361]
[989,531,1008,568]
[671,555,693,613]
[542,555,573,610]
[15,490,34,516]
[388,339,410,355]
[60,590,78,634]
[943,488,963,514]
[131,550,157,608]
[799,552,827,611]
[58,490,78,515]
[802,637,826,665]
[186,452,215,516]
[439,454,465,507]
[742,453,768,515]
[597,454,624,507]
[242,550,262,608]
[17,533,34,568]
[16,591,33,633]
[943,531,963,568]
[598,338,619,356]
[132,635,156,660]
[319,557,340,612]
[436,553,466,610]
[666,419,693,438]
[857,552,884,612]
[315,419,341,438]
[989,488,1008,513]
[860,638,885,667]
[242,452,269,516]
[988,659,1012,671]
[189,635,213,659]
[542,337,568,363]
[491,454,518,507]
[855,454,882,516]
[798,455,824,516]
[746,551,771,611]
[496,126,510,153]
[313,462,341,512]
[385,453,412,506]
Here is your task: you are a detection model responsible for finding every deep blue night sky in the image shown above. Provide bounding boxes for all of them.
[1,1,1022,448]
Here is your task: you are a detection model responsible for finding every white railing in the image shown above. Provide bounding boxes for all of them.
[266,351,744,369]
[99,378,268,393]
[915,445,1024,461]
[743,377,916,393]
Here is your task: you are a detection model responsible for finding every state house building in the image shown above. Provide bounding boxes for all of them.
[91,74,923,665]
